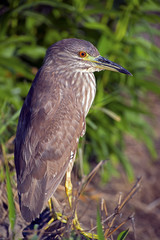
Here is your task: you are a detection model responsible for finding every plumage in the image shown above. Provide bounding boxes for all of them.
[14,38,131,222]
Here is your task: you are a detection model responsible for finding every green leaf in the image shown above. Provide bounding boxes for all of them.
[0,56,34,80]
[117,229,129,240]
[0,35,34,48]
[17,45,46,60]
[0,109,20,135]
[96,207,104,240]
[2,144,16,231]
[11,0,75,14]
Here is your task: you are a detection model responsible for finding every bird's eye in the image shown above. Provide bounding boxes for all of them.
[79,51,87,58]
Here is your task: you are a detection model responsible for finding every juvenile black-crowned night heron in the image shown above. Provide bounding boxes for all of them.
[14,38,131,222]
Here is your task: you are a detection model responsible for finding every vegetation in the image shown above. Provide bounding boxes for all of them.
[1,0,160,180]
[0,0,160,238]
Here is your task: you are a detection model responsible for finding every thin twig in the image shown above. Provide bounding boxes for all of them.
[89,177,142,237]
[79,160,106,197]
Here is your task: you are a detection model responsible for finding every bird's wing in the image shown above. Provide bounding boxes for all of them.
[14,67,84,222]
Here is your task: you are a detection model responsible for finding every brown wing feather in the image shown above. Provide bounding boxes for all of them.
[14,66,83,222]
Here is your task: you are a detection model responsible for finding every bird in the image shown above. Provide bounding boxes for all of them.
[14,38,131,223]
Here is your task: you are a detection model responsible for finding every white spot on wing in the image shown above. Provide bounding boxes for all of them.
[69,151,75,164]
[52,173,57,178]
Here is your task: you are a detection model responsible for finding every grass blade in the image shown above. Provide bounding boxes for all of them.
[117,229,129,240]
[2,144,16,232]
[97,207,104,240]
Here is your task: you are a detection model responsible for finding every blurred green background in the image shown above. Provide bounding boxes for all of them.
[0,0,160,182]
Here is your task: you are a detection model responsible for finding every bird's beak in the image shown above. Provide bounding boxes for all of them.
[88,55,132,75]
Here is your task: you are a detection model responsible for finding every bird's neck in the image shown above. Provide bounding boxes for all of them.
[70,72,96,116]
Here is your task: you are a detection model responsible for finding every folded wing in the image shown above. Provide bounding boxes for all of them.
[14,67,83,222]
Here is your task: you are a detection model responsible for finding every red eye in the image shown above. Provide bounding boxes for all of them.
[79,51,86,58]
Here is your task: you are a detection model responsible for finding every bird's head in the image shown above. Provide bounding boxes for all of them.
[44,38,132,75]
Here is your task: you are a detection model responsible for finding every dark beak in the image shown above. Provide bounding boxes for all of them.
[94,56,132,75]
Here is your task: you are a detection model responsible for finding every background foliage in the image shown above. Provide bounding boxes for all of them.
[0,0,160,182]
